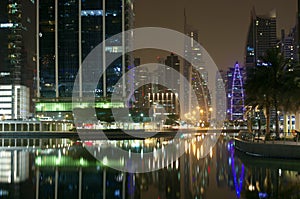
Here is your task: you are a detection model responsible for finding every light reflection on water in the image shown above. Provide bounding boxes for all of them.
[0,134,299,198]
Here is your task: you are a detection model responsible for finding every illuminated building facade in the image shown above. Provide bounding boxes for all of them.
[0,0,35,86]
[0,85,30,120]
[226,62,245,121]
[146,54,181,118]
[245,8,277,68]
[215,70,226,126]
[0,0,35,117]
[280,28,298,62]
[184,29,211,122]
[36,0,134,118]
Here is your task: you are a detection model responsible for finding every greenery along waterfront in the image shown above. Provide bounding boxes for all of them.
[245,47,300,138]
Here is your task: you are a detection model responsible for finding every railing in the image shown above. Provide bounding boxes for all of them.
[0,120,73,132]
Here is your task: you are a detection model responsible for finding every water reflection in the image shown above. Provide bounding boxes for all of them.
[234,145,300,199]
[0,135,299,198]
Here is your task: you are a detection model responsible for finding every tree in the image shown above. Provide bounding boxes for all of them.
[279,65,300,118]
[245,47,300,138]
[260,48,286,136]
[245,61,273,135]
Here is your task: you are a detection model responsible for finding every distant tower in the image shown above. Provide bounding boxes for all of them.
[280,28,298,62]
[165,53,180,92]
[215,70,226,126]
[245,8,277,68]
[228,62,245,121]
[183,9,210,118]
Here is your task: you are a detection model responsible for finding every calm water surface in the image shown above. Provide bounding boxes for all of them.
[0,133,300,199]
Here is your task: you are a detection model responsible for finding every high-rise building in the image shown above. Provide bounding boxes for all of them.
[35,0,134,119]
[0,85,30,120]
[245,8,277,68]
[215,70,226,127]
[226,62,245,121]
[144,54,181,118]
[0,0,35,118]
[280,28,298,62]
[165,53,180,93]
[184,11,211,121]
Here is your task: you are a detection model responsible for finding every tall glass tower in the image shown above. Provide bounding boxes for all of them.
[245,8,277,68]
[36,0,132,99]
[0,0,35,119]
[36,0,133,118]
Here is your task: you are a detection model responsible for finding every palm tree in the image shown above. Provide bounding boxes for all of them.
[279,65,300,119]
[245,61,273,135]
[245,47,300,138]
[260,48,287,136]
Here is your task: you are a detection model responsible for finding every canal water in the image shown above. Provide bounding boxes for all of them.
[0,133,300,199]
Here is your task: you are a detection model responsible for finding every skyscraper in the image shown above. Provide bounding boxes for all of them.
[280,28,298,62]
[245,8,277,68]
[36,0,134,118]
[226,62,245,121]
[215,70,226,126]
[0,0,35,119]
[184,11,210,120]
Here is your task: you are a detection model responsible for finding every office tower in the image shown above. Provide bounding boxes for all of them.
[280,28,298,62]
[165,53,180,93]
[215,70,226,127]
[183,10,211,122]
[36,0,134,119]
[245,8,277,68]
[226,62,245,121]
[163,53,180,115]
[0,85,30,120]
[145,54,181,118]
[0,0,35,119]
[0,0,34,85]
[130,57,149,109]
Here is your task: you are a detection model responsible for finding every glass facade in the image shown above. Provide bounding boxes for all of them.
[35,101,124,112]
[58,1,79,97]
[38,0,126,99]
[245,8,277,68]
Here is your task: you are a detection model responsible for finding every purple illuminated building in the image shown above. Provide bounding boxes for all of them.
[226,62,245,121]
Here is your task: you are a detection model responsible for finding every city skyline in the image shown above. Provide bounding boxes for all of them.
[134,0,297,70]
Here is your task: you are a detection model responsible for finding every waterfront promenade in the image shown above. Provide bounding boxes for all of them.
[0,128,239,139]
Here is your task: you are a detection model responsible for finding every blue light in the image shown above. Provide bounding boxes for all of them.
[247,46,254,52]
[259,192,268,198]
[81,10,103,16]
[229,140,245,198]
[230,63,245,120]
[114,189,120,197]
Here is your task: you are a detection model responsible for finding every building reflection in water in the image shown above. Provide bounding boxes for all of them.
[0,135,300,198]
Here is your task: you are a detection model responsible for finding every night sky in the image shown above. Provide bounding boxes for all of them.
[134,0,297,70]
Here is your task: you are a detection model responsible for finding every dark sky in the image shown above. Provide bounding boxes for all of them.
[134,0,297,70]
